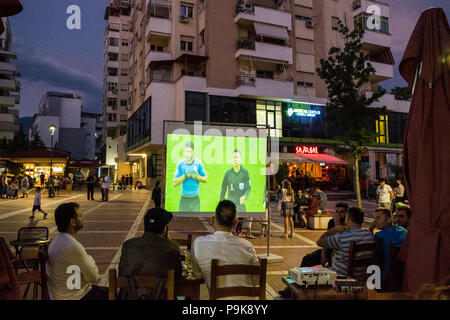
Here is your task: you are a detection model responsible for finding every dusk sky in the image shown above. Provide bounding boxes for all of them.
[8,0,450,117]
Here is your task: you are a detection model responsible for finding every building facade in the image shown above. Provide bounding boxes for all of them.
[29,92,99,160]
[102,0,132,182]
[0,17,21,141]
[125,0,410,187]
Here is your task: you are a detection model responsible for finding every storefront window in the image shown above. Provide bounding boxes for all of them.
[256,100,282,137]
[376,115,389,144]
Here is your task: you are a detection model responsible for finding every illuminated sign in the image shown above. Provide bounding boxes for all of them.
[287,103,322,118]
[296,146,319,154]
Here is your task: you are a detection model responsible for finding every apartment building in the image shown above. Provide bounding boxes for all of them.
[126,0,410,186]
[102,0,132,181]
[0,17,21,141]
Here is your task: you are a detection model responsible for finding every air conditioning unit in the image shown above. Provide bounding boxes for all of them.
[179,15,190,23]
[305,19,314,28]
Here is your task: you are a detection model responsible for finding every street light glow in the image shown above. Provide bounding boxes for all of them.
[48,124,56,136]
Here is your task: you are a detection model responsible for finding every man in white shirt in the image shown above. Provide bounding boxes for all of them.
[46,202,107,300]
[376,178,394,209]
[191,200,260,296]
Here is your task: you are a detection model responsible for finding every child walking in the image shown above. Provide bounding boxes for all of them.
[29,187,48,220]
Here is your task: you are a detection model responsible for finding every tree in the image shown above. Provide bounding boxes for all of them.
[390,86,411,101]
[29,131,46,149]
[316,20,387,208]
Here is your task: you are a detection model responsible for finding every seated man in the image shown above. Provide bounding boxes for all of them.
[394,205,412,230]
[315,186,328,212]
[46,202,107,300]
[293,189,307,227]
[299,189,319,227]
[191,200,259,293]
[316,207,375,280]
[369,208,407,283]
[119,208,182,281]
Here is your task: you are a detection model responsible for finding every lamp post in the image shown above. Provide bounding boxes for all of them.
[48,125,56,178]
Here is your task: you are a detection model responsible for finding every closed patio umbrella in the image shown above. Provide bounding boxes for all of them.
[399,8,450,292]
[0,0,23,35]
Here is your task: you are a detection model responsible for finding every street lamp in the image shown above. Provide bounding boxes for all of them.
[49,125,56,178]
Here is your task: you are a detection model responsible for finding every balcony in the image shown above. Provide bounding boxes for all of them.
[0,96,15,107]
[0,79,19,90]
[0,112,14,122]
[353,0,390,18]
[106,60,119,69]
[369,61,393,82]
[145,50,171,67]
[0,61,18,74]
[235,74,294,99]
[106,45,119,53]
[235,3,292,30]
[145,17,171,40]
[236,38,293,64]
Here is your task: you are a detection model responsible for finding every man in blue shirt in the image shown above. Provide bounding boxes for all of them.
[369,207,407,282]
[173,141,208,212]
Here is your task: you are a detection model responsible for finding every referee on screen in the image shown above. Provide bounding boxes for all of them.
[220,149,251,213]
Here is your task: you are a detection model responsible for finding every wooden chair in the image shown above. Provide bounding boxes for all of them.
[16,250,49,300]
[209,258,267,300]
[384,242,404,292]
[347,239,382,282]
[108,269,175,300]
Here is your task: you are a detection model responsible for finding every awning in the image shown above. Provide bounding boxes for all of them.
[278,153,309,163]
[253,22,289,40]
[296,153,348,164]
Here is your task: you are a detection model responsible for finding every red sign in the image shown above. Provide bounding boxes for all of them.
[296,146,319,154]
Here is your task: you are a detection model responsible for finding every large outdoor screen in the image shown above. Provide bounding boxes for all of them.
[165,133,267,213]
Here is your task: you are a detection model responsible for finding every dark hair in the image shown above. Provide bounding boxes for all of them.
[215,200,236,228]
[347,207,365,225]
[55,202,80,232]
[185,141,194,150]
[335,202,349,211]
[36,187,41,192]
[380,178,386,182]
[375,207,392,220]
[233,149,241,155]
[397,206,412,218]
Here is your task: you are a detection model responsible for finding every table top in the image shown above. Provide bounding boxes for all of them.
[10,239,51,247]
[282,276,368,300]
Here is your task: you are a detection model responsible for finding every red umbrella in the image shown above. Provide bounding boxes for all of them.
[0,0,23,35]
[399,8,450,293]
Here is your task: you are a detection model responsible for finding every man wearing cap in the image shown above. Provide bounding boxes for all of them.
[173,141,208,212]
[119,208,182,282]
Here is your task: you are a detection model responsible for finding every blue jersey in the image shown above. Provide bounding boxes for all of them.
[174,157,207,196]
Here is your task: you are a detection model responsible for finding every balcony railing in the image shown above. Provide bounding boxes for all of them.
[236,2,254,14]
[237,37,255,50]
[237,74,294,87]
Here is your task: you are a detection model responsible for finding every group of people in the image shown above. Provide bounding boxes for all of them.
[0,172,33,199]
[118,174,134,190]
[43,199,260,300]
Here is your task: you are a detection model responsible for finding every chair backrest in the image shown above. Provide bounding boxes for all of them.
[172,233,192,251]
[38,250,50,300]
[347,239,381,281]
[108,269,174,300]
[209,258,267,300]
[17,227,49,241]
[385,242,404,292]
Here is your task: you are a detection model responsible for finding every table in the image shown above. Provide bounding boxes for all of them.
[175,278,205,300]
[282,276,368,300]
[10,239,50,272]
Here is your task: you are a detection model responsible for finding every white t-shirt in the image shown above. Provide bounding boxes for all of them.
[192,231,259,296]
[377,184,393,203]
[34,192,41,206]
[394,184,405,197]
[101,175,110,189]
[46,233,99,300]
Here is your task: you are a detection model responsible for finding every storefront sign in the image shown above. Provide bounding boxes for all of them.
[296,146,319,154]
[287,103,322,118]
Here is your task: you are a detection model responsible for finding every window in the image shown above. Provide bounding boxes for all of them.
[185,92,206,122]
[120,84,128,92]
[108,68,118,76]
[121,68,128,76]
[108,38,119,46]
[210,96,256,125]
[332,17,339,30]
[180,40,193,51]
[376,115,389,144]
[147,154,157,178]
[256,100,282,137]
[127,97,151,150]
[122,24,129,31]
[297,81,313,87]
[150,44,164,52]
[199,30,205,47]
[256,70,274,79]
[295,15,312,22]
[122,41,129,46]
[108,113,117,122]
[120,99,128,107]
[107,98,118,108]
[181,4,194,18]
[121,54,129,61]
[107,82,117,91]
[354,12,389,34]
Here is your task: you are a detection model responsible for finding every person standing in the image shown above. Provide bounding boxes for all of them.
[393,179,405,210]
[0,171,6,198]
[40,173,45,188]
[86,173,95,201]
[173,141,208,212]
[101,173,110,202]
[20,175,29,198]
[151,180,162,208]
[281,181,295,239]
[48,175,55,198]
[29,187,48,220]
[129,174,133,190]
[54,176,61,197]
[376,178,394,210]
[125,174,129,190]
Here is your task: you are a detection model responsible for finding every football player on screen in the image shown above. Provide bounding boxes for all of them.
[173,141,208,212]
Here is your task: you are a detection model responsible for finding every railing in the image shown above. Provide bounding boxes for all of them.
[236,2,254,14]
[237,74,294,86]
[237,37,255,50]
